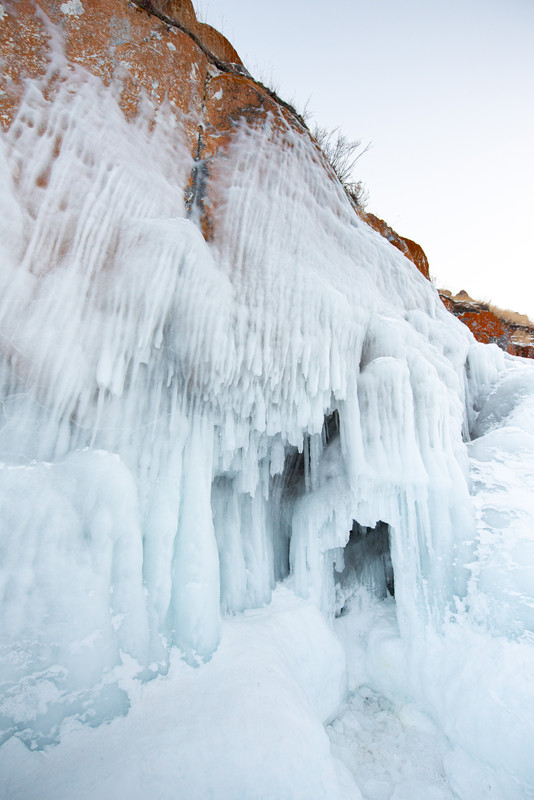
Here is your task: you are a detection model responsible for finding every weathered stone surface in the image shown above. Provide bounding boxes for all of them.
[0,0,209,148]
[438,291,534,357]
[195,72,305,239]
[0,1,49,128]
[132,0,243,65]
[153,0,197,29]
[401,237,430,282]
[1,0,298,242]
[194,22,241,65]
[360,212,430,280]
[457,309,510,350]
[0,1,429,263]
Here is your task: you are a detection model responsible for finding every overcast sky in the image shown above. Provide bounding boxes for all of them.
[195,0,534,319]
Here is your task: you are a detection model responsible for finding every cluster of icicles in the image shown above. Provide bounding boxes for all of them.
[0,53,521,761]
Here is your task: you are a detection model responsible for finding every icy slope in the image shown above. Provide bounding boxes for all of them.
[0,5,533,798]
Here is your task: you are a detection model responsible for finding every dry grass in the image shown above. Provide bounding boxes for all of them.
[489,304,532,327]
[511,329,533,346]
[440,288,532,325]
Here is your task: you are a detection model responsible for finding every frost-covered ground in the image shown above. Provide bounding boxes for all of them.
[0,14,534,799]
[0,587,482,800]
[0,588,354,800]
[2,582,531,799]
[328,687,456,800]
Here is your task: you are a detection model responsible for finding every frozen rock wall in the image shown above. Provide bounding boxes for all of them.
[0,3,533,797]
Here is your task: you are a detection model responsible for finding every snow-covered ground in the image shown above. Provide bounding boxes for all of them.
[0,588,355,800]
[0,17,533,798]
[328,686,456,800]
[2,580,531,799]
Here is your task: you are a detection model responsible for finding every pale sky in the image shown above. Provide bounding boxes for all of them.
[195,0,534,319]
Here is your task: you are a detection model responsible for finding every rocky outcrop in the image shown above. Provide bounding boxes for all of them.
[360,212,431,280]
[0,0,305,243]
[1,0,207,133]
[0,0,432,269]
[440,291,534,357]
[136,0,243,66]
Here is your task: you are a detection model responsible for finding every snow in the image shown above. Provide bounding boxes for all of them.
[60,0,84,17]
[0,588,357,800]
[328,685,456,800]
[60,1,84,16]
[0,17,533,799]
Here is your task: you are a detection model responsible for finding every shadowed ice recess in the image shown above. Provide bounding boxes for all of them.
[0,55,533,800]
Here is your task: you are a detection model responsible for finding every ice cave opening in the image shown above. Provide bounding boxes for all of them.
[265,408,396,621]
[334,520,394,617]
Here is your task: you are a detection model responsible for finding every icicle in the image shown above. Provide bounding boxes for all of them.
[167,413,221,664]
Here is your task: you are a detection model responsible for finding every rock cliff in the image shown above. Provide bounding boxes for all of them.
[359,212,430,281]
[2,0,530,358]
[440,290,534,357]
[0,0,432,276]
[1,0,313,241]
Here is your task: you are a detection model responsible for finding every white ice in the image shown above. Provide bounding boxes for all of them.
[0,15,533,799]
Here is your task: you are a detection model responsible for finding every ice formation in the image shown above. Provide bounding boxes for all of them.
[0,16,533,800]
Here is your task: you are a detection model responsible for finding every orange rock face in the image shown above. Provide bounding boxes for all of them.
[0,1,50,128]
[153,0,197,29]
[0,0,303,242]
[146,0,242,64]
[0,0,434,260]
[0,0,247,133]
[1,0,209,142]
[401,237,430,282]
[457,310,510,349]
[195,71,300,237]
[438,292,534,357]
[360,212,430,280]
[194,21,242,65]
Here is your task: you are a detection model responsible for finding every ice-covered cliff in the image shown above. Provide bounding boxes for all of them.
[0,3,533,799]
